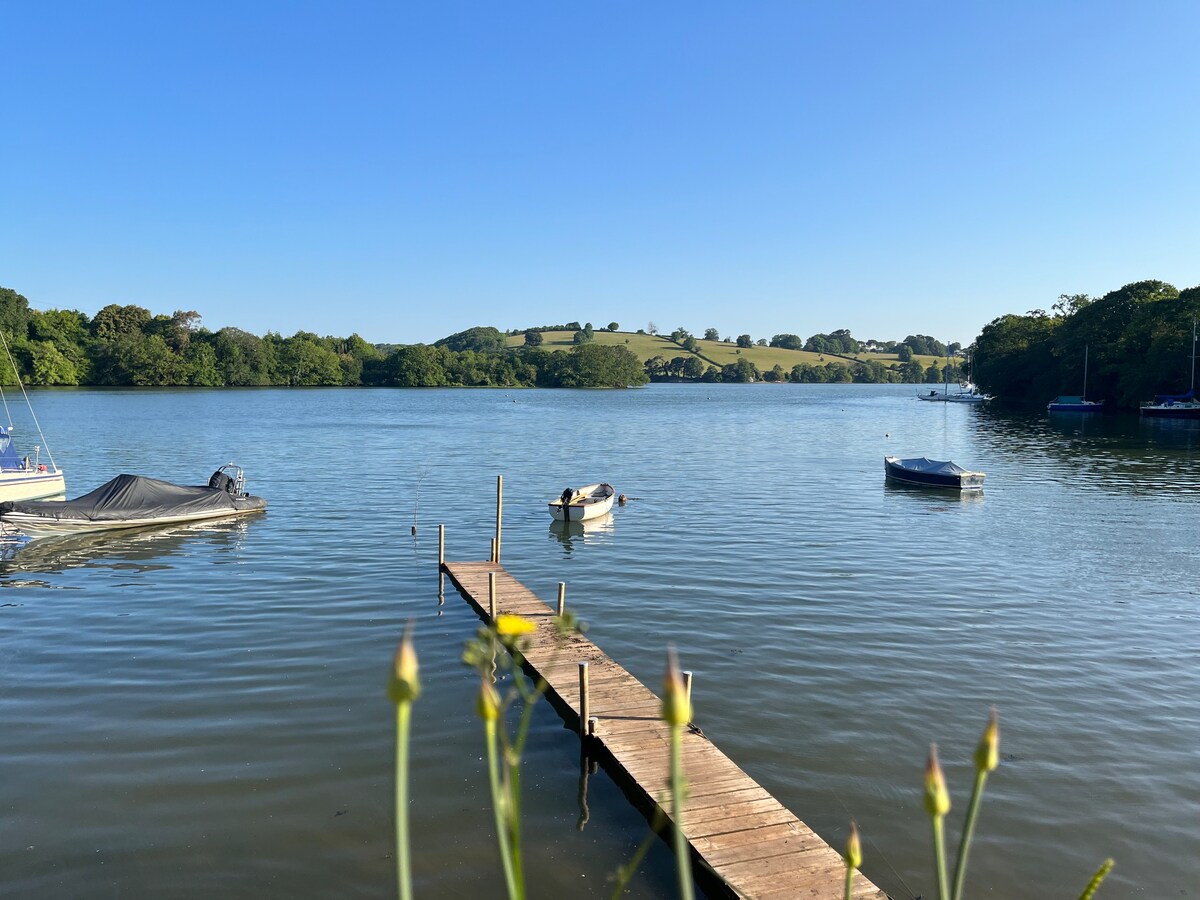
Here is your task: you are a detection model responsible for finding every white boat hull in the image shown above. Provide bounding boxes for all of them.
[548,483,616,522]
[4,506,260,540]
[0,470,66,503]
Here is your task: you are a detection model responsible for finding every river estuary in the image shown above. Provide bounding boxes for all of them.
[2,384,1197,898]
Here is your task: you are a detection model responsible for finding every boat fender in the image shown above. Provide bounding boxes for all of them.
[38,464,46,472]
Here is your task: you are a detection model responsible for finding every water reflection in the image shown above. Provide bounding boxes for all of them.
[548,513,615,555]
[882,480,985,505]
[0,517,254,578]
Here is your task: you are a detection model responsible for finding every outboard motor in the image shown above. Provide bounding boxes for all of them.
[209,470,234,492]
[560,487,574,522]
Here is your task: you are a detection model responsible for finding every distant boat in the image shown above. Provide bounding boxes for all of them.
[548,483,615,522]
[884,456,985,490]
[0,465,266,539]
[0,331,66,502]
[1048,345,1103,413]
[916,354,990,403]
[1141,318,1200,419]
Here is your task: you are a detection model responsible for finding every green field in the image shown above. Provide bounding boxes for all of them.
[502,330,943,375]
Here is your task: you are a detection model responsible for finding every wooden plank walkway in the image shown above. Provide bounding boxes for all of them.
[442,559,887,900]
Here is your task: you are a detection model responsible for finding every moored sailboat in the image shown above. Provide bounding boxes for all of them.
[0,331,65,502]
[1141,318,1200,418]
[1048,345,1103,413]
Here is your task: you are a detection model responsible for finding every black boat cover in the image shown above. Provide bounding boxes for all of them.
[890,457,973,475]
[0,474,266,525]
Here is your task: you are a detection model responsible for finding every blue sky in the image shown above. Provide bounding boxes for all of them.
[2,2,1197,345]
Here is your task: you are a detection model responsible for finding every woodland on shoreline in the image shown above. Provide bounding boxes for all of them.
[1,278,1195,403]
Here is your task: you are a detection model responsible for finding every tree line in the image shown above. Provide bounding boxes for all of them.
[973,279,1200,406]
[0,290,647,388]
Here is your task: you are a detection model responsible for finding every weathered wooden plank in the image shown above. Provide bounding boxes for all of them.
[441,560,886,900]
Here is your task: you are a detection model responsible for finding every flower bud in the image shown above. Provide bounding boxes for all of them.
[844,821,862,870]
[974,708,999,774]
[924,743,950,818]
[388,622,420,704]
[476,680,501,723]
[661,648,691,727]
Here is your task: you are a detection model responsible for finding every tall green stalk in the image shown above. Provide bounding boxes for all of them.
[843,821,861,900]
[952,709,999,900]
[924,744,951,900]
[1078,858,1114,900]
[662,649,695,900]
[395,701,413,900]
[479,681,520,900]
[388,623,420,900]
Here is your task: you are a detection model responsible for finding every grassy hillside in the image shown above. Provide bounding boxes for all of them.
[503,330,947,376]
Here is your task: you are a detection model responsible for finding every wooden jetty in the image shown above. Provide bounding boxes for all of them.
[438,486,887,899]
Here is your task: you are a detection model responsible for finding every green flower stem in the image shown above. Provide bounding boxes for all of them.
[669,722,696,900]
[1078,858,1115,900]
[843,863,854,900]
[395,700,413,900]
[485,718,520,900]
[951,768,989,900]
[610,817,662,900]
[932,814,949,900]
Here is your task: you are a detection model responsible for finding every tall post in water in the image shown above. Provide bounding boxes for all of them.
[557,582,566,616]
[578,662,590,737]
[438,524,445,566]
[494,475,503,564]
[488,571,497,621]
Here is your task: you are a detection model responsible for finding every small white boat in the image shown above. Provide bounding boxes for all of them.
[0,465,265,539]
[548,483,615,522]
[0,330,65,502]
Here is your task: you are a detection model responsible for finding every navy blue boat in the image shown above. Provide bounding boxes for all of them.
[884,456,985,491]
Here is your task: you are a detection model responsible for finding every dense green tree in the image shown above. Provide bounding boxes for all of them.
[736,334,752,348]
[435,326,506,353]
[524,330,543,346]
[721,358,759,382]
[29,340,80,385]
[770,334,804,350]
[606,322,619,332]
[703,328,720,341]
[682,356,705,379]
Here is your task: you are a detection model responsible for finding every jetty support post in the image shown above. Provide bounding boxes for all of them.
[488,571,497,621]
[494,475,503,563]
[683,671,693,721]
[438,524,445,566]
[578,662,590,737]
[557,582,566,616]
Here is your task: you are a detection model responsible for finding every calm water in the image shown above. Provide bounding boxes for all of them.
[2,385,1198,899]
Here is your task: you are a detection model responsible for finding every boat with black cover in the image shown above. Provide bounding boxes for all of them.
[884,456,985,490]
[0,464,266,539]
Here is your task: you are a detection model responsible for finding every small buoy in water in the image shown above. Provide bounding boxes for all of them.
[411,525,417,536]
[885,433,890,438]
[618,494,627,506]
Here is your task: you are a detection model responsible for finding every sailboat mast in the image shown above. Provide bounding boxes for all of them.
[1083,344,1089,399]
[1191,317,1197,395]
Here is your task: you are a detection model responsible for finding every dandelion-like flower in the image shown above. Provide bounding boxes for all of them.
[476,679,501,722]
[974,708,999,774]
[661,647,691,727]
[495,614,536,637]
[924,743,950,818]
[844,821,862,870]
[388,622,420,704]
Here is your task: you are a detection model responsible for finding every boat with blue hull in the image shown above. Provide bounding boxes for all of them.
[884,456,985,490]
[1141,318,1200,418]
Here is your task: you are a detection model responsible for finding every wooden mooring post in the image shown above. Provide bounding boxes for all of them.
[437,554,886,900]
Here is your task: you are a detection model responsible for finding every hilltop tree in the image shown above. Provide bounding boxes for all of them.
[523,330,543,347]
[736,334,752,348]
[704,328,720,341]
[607,322,619,332]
